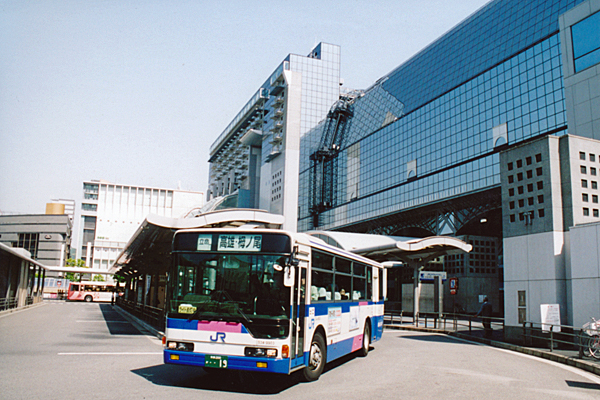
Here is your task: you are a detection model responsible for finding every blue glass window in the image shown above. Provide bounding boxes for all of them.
[572,12,600,72]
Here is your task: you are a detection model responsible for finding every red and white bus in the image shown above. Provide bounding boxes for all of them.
[67,281,119,302]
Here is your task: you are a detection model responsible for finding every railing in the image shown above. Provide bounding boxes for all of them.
[0,294,43,311]
[116,298,165,331]
[385,310,504,335]
[384,309,600,362]
[0,297,18,311]
[522,320,600,360]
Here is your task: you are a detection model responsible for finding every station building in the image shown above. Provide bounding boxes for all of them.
[80,179,203,271]
[205,0,600,338]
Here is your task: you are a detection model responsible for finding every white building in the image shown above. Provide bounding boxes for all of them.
[207,43,342,231]
[80,179,203,270]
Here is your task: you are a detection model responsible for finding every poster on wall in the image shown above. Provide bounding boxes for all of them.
[349,306,359,331]
[541,304,561,332]
[328,307,342,336]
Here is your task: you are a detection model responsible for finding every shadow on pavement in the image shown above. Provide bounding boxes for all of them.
[397,334,470,345]
[131,364,300,394]
[99,304,143,335]
[131,349,366,394]
[566,380,600,390]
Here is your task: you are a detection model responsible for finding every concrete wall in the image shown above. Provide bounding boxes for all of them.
[504,231,567,328]
[568,222,600,327]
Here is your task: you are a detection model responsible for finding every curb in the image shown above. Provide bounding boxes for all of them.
[0,301,46,317]
[385,324,600,376]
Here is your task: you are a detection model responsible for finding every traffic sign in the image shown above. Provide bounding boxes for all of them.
[419,271,447,282]
[449,277,458,295]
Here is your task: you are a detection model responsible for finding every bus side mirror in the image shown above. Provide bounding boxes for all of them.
[283,266,295,287]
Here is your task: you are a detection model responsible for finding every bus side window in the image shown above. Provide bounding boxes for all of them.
[352,263,366,300]
[366,268,372,301]
[71,285,79,291]
[312,269,333,301]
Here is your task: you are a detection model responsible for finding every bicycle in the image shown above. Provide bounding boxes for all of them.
[580,317,600,359]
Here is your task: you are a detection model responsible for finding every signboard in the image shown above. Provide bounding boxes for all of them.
[419,271,447,282]
[449,277,458,295]
[327,307,342,336]
[217,234,262,252]
[541,304,561,332]
[197,235,212,251]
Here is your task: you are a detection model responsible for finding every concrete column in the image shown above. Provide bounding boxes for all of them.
[413,266,420,324]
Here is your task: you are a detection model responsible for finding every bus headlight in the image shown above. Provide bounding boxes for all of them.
[167,341,194,352]
[244,347,277,358]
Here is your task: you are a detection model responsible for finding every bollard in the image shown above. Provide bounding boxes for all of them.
[549,328,553,352]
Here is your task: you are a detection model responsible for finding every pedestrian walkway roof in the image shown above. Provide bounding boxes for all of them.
[110,209,472,279]
[109,209,285,276]
[308,231,472,265]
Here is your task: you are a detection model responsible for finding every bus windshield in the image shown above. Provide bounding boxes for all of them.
[168,252,291,339]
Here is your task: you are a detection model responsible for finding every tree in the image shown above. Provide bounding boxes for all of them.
[64,258,87,281]
[92,274,105,282]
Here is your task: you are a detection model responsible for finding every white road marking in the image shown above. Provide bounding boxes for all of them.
[58,352,162,355]
[76,320,130,323]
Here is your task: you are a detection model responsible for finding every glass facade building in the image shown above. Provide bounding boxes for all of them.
[206,0,600,327]
[207,43,341,231]
[299,0,587,233]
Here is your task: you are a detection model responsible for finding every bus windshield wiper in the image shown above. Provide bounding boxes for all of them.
[218,290,253,325]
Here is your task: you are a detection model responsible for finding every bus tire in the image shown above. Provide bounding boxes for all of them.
[359,322,370,357]
[84,295,93,302]
[303,332,326,381]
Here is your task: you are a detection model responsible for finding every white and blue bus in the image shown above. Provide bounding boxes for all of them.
[163,228,385,381]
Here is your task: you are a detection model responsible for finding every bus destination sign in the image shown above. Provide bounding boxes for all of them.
[217,234,262,252]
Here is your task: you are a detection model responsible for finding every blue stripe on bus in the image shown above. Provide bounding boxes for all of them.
[167,318,197,330]
[164,350,290,374]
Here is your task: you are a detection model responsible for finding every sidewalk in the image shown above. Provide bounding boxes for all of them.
[384,315,600,377]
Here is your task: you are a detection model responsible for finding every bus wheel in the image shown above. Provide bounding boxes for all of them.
[84,295,93,302]
[359,323,370,357]
[303,333,326,381]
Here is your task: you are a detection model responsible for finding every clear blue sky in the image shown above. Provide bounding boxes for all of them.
[0,0,490,217]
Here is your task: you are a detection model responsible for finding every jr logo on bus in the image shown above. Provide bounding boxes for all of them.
[210,332,226,343]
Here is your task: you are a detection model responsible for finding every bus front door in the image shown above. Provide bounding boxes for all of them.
[290,263,307,369]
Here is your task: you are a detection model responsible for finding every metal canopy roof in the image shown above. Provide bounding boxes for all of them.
[308,231,472,264]
[0,242,109,274]
[109,209,285,276]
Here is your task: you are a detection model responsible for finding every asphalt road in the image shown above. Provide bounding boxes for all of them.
[1,302,600,399]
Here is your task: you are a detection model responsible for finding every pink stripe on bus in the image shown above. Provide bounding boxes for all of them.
[197,321,242,333]
[359,302,369,306]
[351,334,363,352]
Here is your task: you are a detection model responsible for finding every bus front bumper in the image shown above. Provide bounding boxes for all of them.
[164,350,291,374]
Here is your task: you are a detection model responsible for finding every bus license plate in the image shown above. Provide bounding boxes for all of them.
[205,355,228,368]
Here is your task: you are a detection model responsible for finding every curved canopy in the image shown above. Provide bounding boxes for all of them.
[109,209,284,276]
[308,231,472,264]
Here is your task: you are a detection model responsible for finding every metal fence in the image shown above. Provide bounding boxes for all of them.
[385,310,504,335]
[384,309,600,362]
[0,297,18,311]
[0,294,43,312]
[522,320,600,360]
